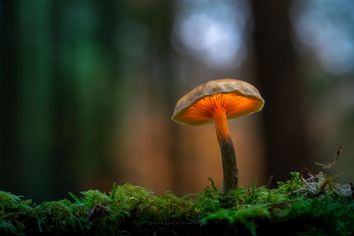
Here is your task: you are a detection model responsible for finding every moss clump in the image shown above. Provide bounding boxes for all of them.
[0,172,353,235]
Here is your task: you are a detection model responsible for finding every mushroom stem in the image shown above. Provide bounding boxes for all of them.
[214,107,238,193]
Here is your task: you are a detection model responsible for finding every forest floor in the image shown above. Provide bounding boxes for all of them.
[1,171,354,236]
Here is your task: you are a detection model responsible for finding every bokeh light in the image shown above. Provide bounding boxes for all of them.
[292,0,354,74]
[174,0,250,69]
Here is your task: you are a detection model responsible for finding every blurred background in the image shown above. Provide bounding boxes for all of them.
[1,0,354,202]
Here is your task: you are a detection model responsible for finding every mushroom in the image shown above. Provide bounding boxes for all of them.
[172,79,264,193]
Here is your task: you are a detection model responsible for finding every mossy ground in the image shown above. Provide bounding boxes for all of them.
[1,172,354,236]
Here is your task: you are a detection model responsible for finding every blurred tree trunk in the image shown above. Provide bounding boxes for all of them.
[250,1,312,182]
[17,0,54,200]
[59,0,122,191]
[141,1,185,194]
[50,0,80,197]
[0,0,22,192]
[90,0,123,189]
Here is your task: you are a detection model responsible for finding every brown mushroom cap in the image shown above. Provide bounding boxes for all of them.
[172,79,264,125]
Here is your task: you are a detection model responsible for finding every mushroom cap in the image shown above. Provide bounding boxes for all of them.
[172,79,264,125]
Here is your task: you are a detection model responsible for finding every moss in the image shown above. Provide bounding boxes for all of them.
[0,172,353,235]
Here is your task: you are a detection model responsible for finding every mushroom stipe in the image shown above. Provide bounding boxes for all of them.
[172,79,264,193]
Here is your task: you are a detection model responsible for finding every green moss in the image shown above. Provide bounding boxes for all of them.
[0,172,353,235]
